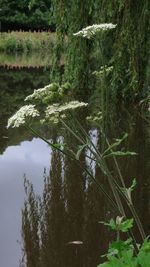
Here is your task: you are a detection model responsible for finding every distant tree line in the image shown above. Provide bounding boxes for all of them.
[0,0,53,31]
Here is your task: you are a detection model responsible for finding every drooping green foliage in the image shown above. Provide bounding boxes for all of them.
[51,0,150,100]
[50,0,94,94]
[109,0,150,100]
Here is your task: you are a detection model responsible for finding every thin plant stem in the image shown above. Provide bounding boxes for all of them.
[61,118,126,216]
[27,121,145,243]
[26,124,119,211]
[100,130,146,240]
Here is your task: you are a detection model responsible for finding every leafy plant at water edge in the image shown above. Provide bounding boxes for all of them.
[97,218,150,267]
[7,80,146,249]
[102,217,134,233]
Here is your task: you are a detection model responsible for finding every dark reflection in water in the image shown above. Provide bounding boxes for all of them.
[21,106,150,267]
[22,149,106,267]
[0,67,150,267]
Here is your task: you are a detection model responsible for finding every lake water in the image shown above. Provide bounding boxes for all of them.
[0,62,150,267]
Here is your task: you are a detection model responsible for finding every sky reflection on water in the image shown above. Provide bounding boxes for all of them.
[0,138,51,267]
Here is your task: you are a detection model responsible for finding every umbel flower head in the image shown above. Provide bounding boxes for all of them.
[7,101,88,128]
[73,23,116,39]
[45,101,88,118]
[93,66,113,76]
[7,105,40,128]
[25,83,59,101]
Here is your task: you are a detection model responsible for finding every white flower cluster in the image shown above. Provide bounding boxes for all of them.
[73,23,116,39]
[87,111,102,122]
[7,105,40,128]
[93,66,113,76]
[45,101,88,118]
[25,83,58,101]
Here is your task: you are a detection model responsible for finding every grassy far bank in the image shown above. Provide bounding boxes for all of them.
[0,31,56,53]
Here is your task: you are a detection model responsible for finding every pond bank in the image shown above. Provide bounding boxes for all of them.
[0,31,56,53]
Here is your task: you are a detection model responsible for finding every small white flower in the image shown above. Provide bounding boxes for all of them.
[7,105,40,128]
[93,66,113,76]
[73,23,116,39]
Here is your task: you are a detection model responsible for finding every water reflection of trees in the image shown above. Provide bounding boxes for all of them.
[21,106,150,267]
[21,131,110,267]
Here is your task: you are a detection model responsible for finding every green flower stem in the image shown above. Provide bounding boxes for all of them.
[26,124,118,212]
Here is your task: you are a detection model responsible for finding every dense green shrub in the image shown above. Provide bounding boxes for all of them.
[0,0,52,30]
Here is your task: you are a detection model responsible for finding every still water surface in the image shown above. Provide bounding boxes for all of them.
[0,67,51,267]
[0,66,150,267]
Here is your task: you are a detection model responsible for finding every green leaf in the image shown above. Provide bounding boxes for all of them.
[120,179,137,203]
[97,262,110,267]
[103,133,128,156]
[101,218,134,232]
[139,238,150,252]
[137,238,150,267]
[129,178,137,192]
[119,218,134,232]
[108,239,133,257]
[102,218,117,231]
[52,143,65,149]
[104,151,137,158]
[75,144,87,160]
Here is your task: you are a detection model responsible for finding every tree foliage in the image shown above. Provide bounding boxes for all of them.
[51,0,150,101]
[1,0,149,99]
[0,0,52,30]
